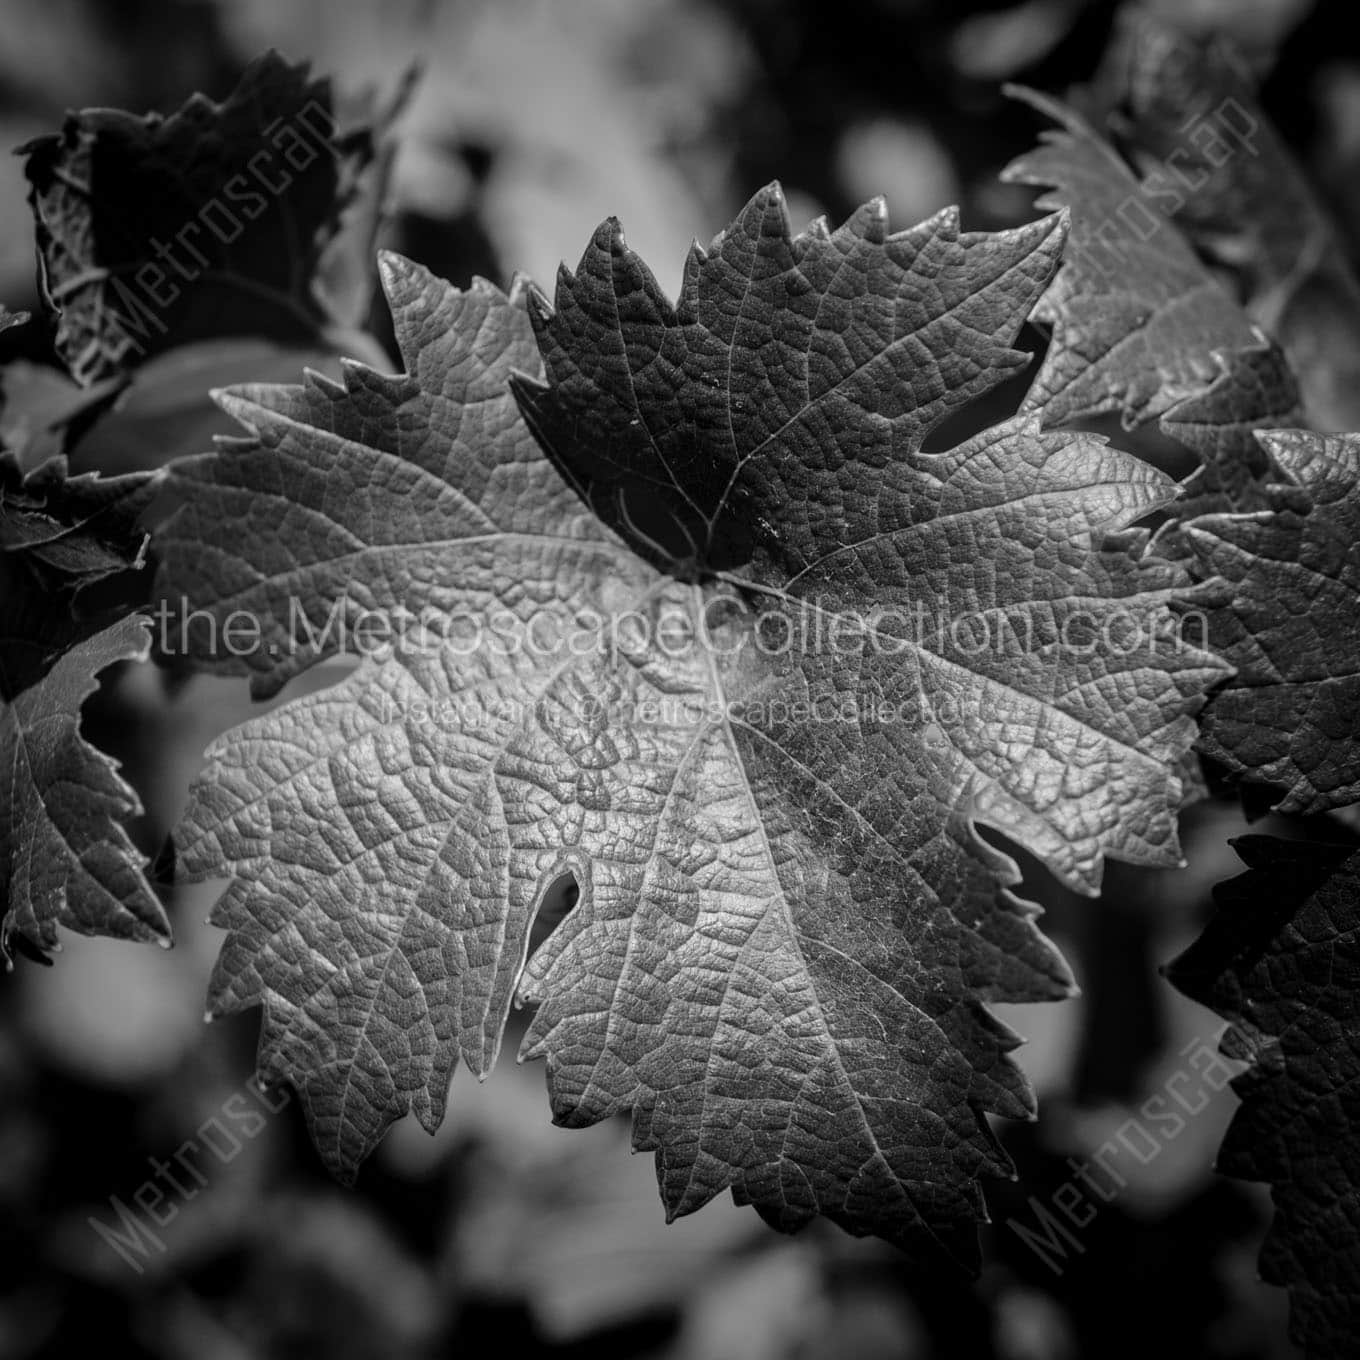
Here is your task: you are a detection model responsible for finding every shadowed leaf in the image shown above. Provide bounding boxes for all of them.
[1186,429,1360,811]
[1170,835,1360,1360]
[22,52,405,386]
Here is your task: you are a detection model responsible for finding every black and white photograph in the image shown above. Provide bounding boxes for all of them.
[2,2,1358,1357]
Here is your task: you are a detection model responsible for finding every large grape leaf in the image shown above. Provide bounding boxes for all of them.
[1168,835,1360,1360]
[22,51,404,386]
[1185,430,1360,812]
[1002,87,1264,431]
[156,188,1228,1263]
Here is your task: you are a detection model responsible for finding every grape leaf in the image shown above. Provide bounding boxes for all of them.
[1002,80,1307,572]
[1,451,160,593]
[0,609,168,958]
[1158,341,1302,526]
[156,188,1227,1263]
[1185,429,1360,812]
[1110,11,1360,432]
[1168,835,1360,1360]
[22,51,403,387]
[1,435,167,956]
[1002,86,1264,430]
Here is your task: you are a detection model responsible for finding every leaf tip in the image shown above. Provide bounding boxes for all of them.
[728,180,791,243]
[376,248,424,304]
[1002,83,1077,133]
[590,215,627,257]
[505,270,534,307]
[527,276,556,325]
[999,82,1046,123]
[750,178,787,210]
[209,386,261,430]
[843,194,889,242]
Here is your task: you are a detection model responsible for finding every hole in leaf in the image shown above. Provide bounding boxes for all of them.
[525,872,580,963]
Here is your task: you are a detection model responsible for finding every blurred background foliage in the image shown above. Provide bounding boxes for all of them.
[3,0,1359,1356]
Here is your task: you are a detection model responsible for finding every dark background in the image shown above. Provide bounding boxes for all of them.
[3,1,1356,1356]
